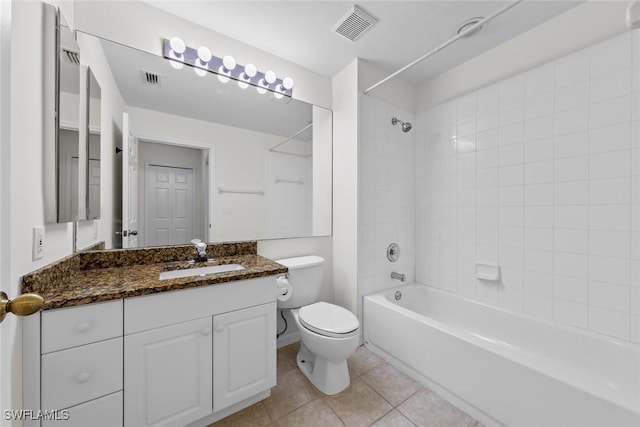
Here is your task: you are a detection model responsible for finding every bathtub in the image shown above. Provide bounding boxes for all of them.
[363,283,640,427]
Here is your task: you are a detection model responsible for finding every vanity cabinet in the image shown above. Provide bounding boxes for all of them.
[24,276,277,427]
[124,317,213,427]
[38,300,124,427]
[213,303,276,412]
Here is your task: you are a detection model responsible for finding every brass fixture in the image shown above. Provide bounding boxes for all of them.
[0,291,44,323]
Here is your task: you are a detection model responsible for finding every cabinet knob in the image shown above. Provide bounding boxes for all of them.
[76,372,91,383]
[215,324,224,332]
[76,322,92,332]
[201,327,211,335]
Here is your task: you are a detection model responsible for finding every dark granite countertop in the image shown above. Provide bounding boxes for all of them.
[21,242,288,310]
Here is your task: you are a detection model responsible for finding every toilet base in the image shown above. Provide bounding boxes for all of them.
[296,343,350,395]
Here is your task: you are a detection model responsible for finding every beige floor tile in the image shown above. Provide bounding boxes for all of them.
[276,343,299,377]
[397,388,481,427]
[324,377,393,427]
[361,362,422,406]
[371,409,416,427]
[264,366,322,420]
[347,345,385,378]
[275,399,345,427]
[209,402,273,427]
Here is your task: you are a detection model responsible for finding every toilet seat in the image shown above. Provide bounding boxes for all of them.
[298,302,359,338]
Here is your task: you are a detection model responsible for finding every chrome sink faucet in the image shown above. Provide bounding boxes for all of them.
[190,239,209,263]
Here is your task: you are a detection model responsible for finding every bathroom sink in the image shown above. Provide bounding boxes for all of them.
[159,264,245,280]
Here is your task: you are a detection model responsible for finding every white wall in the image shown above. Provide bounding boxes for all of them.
[418,1,630,112]
[332,59,359,315]
[359,59,417,113]
[416,30,639,343]
[358,95,416,323]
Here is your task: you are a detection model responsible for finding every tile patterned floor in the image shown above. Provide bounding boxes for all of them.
[210,343,484,427]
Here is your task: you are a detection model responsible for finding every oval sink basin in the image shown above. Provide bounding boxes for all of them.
[159,264,245,280]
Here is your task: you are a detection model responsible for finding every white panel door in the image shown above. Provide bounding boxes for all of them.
[145,165,194,246]
[124,317,212,427]
[213,303,276,412]
[122,112,139,248]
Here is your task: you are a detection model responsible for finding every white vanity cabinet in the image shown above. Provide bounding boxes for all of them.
[36,300,124,427]
[24,275,277,427]
[124,317,213,427]
[123,276,277,427]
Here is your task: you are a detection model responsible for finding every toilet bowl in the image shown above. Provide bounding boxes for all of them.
[276,256,360,395]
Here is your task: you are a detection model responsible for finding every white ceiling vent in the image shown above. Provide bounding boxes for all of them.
[332,5,377,42]
[141,70,161,87]
[62,49,80,65]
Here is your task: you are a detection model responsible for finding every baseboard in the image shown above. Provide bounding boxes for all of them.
[277,331,300,348]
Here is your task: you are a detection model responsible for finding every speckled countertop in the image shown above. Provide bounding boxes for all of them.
[21,242,288,310]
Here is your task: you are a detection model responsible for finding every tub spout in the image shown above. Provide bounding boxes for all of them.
[391,271,405,282]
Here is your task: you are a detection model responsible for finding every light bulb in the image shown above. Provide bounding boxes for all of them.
[244,63,257,78]
[273,92,284,100]
[256,86,267,95]
[197,46,212,63]
[264,70,276,85]
[222,55,236,71]
[169,60,184,70]
[169,37,186,54]
[218,75,230,84]
[237,80,249,89]
[194,67,207,77]
[282,77,294,90]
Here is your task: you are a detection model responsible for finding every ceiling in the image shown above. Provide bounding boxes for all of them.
[143,0,581,86]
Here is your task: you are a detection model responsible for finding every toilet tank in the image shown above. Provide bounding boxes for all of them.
[275,256,324,309]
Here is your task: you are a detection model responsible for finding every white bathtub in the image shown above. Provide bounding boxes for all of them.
[363,283,640,427]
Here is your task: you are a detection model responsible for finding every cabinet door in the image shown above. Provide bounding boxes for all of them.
[124,317,212,427]
[213,302,276,412]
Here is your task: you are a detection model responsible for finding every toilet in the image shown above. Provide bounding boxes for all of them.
[276,255,360,395]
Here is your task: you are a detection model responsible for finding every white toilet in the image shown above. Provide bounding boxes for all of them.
[276,255,360,395]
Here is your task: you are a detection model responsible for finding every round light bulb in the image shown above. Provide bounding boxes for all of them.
[256,86,267,95]
[217,75,230,84]
[222,55,236,71]
[169,60,184,70]
[197,46,212,63]
[244,63,257,78]
[273,92,284,100]
[169,37,186,54]
[282,77,294,90]
[264,70,276,85]
[237,80,249,89]
[194,67,207,77]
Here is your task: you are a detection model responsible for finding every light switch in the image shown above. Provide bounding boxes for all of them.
[33,226,44,260]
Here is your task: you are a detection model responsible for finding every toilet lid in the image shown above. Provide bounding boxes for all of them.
[298,302,359,337]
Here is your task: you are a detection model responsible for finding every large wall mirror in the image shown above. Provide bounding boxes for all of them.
[76,32,332,248]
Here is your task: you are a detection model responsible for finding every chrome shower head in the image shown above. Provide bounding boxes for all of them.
[391,117,412,133]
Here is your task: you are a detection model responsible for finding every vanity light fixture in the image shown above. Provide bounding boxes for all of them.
[162,37,294,97]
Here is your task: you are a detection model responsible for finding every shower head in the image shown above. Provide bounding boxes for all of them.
[391,117,412,133]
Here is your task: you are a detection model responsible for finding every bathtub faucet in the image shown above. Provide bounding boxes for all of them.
[391,271,406,282]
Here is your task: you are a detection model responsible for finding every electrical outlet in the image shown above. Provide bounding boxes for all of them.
[33,226,44,260]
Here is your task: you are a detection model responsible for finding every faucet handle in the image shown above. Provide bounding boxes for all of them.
[191,239,202,245]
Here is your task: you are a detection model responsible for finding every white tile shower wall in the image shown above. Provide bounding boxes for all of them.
[416,31,639,343]
[358,95,416,314]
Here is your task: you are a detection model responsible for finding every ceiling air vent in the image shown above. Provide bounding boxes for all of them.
[141,70,161,87]
[62,48,80,65]
[332,5,377,42]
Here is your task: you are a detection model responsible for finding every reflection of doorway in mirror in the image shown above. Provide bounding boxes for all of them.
[145,165,195,247]
[138,141,207,247]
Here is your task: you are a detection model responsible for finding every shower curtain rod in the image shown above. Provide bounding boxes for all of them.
[363,0,523,95]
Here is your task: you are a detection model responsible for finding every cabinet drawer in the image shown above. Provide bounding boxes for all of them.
[42,300,123,354]
[41,338,123,410]
[42,392,123,427]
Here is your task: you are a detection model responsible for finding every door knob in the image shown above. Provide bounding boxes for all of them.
[0,291,44,323]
